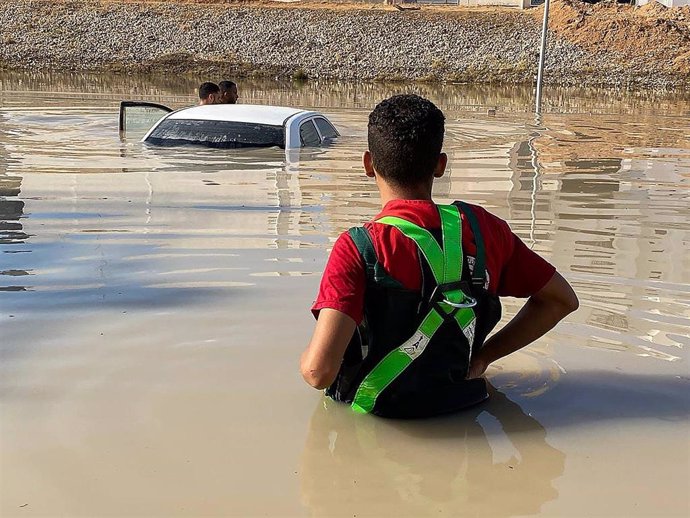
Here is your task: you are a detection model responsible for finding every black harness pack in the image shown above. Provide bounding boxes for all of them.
[326,202,502,418]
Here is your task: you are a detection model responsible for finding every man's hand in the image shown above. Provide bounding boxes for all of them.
[467,353,489,379]
[469,271,578,375]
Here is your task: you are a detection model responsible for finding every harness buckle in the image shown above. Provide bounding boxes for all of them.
[429,281,477,310]
[471,275,486,288]
[442,295,477,309]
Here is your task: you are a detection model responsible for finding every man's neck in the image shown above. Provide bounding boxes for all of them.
[378,179,433,207]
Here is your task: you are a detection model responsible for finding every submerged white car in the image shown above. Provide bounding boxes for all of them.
[119,102,339,150]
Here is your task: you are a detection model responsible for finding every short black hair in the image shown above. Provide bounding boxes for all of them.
[368,94,445,187]
[219,80,236,93]
[199,82,220,99]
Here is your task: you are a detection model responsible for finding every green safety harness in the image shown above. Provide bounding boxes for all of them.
[351,203,481,414]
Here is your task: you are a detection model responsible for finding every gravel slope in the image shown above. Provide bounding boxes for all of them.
[0,0,687,87]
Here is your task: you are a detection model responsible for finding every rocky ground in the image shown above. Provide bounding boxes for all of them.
[0,0,688,88]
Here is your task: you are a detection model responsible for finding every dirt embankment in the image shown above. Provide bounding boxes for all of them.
[0,0,688,87]
[542,0,690,75]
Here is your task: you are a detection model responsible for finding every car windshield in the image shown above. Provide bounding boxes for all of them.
[145,119,285,149]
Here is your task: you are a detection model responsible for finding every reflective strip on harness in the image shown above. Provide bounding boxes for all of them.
[351,204,477,414]
[351,309,444,414]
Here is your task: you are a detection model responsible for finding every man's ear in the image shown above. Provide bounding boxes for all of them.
[433,152,448,178]
[363,150,376,178]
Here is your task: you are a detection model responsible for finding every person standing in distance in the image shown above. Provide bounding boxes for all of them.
[219,80,239,104]
[198,82,220,105]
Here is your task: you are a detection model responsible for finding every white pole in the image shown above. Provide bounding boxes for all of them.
[535,0,550,114]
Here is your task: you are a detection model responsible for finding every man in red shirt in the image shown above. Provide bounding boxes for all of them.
[300,94,578,417]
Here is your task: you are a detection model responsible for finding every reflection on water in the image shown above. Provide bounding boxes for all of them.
[1,71,689,516]
[2,70,690,115]
[301,387,565,517]
[0,125,27,247]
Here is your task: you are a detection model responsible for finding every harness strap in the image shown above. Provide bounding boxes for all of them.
[351,204,477,414]
[348,226,378,282]
[348,227,403,289]
[454,201,486,287]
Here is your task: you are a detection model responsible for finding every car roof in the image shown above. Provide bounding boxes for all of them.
[167,104,309,126]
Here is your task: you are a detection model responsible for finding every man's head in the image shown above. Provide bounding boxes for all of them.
[364,94,446,189]
[198,82,220,105]
[219,80,238,104]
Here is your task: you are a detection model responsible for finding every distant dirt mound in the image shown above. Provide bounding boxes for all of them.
[637,1,668,14]
[538,0,690,74]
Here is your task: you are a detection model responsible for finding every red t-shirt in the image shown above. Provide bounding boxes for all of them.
[312,200,555,324]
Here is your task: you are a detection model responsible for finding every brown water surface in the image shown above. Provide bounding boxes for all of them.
[1,71,689,517]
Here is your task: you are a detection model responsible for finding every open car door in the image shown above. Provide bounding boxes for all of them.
[119,101,173,138]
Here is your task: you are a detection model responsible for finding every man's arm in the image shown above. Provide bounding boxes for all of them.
[468,271,578,378]
[301,308,357,389]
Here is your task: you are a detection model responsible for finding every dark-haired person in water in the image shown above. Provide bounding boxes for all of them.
[219,80,238,104]
[198,82,220,105]
[300,94,578,418]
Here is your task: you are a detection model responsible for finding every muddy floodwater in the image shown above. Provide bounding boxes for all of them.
[1,72,689,517]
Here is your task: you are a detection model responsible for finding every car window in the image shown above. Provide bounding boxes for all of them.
[299,120,321,147]
[119,102,172,137]
[314,117,339,140]
[145,119,285,149]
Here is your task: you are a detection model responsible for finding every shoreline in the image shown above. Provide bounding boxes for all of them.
[0,0,689,88]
